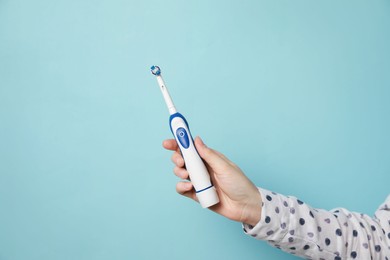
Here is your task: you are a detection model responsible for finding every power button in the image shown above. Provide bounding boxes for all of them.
[176,127,190,149]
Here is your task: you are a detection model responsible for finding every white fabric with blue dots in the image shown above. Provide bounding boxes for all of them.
[243,188,390,259]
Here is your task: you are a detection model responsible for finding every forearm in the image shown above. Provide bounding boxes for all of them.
[243,188,390,259]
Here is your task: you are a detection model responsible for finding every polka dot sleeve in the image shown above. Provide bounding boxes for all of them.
[243,188,390,259]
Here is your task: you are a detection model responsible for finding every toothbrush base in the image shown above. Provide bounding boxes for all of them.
[196,186,220,208]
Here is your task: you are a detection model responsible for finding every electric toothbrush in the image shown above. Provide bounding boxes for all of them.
[151,65,220,208]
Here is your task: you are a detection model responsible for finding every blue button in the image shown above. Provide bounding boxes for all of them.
[176,127,190,149]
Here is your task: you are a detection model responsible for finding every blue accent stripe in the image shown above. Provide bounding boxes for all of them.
[169,112,189,135]
[195,185,213,193]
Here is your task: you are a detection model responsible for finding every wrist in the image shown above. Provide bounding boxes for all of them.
[242,188,262,226]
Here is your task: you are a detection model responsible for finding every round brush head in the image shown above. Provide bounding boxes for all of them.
[150,65,161,76]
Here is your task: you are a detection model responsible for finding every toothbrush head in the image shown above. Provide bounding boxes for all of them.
[150,65,161,76]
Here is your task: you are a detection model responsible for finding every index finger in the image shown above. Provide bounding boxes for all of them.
[162,139,179,152]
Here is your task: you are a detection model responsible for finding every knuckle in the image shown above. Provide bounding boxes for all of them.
[173,167,180,176]
[175,183,184,194]
[171,152,179,162]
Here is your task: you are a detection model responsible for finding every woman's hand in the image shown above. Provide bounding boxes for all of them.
[162,136,262,226]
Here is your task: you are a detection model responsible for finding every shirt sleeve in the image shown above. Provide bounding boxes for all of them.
[243,188,390,260]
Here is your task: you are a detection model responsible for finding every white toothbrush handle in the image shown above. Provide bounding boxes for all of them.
[169,113,220,208]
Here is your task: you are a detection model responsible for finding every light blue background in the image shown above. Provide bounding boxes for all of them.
[1,1,389,259]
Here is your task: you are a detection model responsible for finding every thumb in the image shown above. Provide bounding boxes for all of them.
[194,136,229,170]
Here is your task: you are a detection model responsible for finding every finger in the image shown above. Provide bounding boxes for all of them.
[171,152,185,167]
[162,139,180,152]
[173,166,189,180]
[176,182,197,201]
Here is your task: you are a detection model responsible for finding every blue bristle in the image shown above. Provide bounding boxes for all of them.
[150,65,161,76]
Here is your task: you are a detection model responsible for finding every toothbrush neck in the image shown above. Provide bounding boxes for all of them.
[157,76,177,115]
[169,107,177,115]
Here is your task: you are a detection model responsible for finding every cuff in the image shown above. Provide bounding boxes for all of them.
[243,187,290,243]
